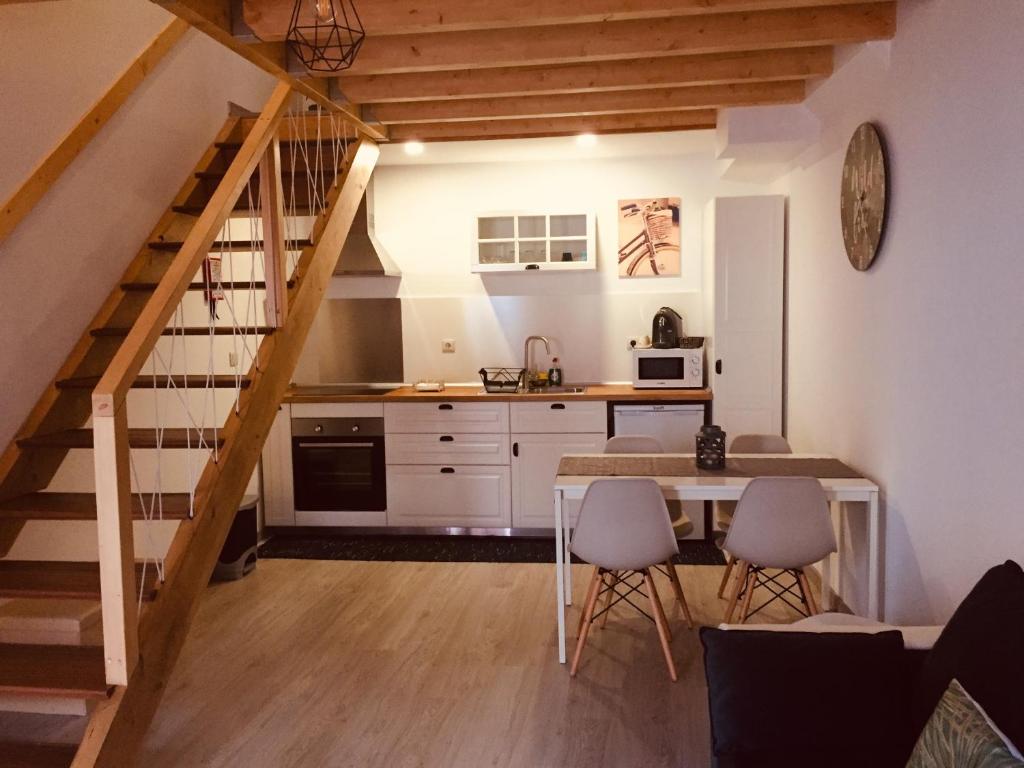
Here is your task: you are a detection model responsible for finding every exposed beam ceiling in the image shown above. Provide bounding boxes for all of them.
[229,1,900,141]
[337,47,833,104]
[370,81,806,124]
[387,111,719,142]
[243,0,881,37]
[332,4,896,76]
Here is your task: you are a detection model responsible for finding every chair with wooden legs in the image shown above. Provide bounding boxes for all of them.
[722,477,836,624]
[602,436,694,629]
[569,478,681,680]
[714,434,793,600]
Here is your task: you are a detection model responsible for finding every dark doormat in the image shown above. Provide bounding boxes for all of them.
[258,534,726,566]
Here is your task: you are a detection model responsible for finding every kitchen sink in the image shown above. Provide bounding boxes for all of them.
[526,385,588,394]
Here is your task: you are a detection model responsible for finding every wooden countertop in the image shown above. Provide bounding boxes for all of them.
[285,384,712,403]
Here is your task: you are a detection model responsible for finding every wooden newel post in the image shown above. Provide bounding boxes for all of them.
[92,394,139,686]
[260,136,288,327]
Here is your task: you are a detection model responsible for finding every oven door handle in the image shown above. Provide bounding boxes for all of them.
[296,442,376,449]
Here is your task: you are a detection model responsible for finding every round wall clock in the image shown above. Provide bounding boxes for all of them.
[840,122,889,271]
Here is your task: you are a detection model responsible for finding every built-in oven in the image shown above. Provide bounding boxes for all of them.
[291,417,386,512]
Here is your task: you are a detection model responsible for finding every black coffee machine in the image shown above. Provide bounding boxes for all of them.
[651,307,683,348]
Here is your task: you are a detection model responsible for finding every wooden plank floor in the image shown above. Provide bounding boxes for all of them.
[0,560,808,767]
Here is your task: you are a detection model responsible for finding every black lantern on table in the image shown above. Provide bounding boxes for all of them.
[696,425,727,470]
[287,0,365,73]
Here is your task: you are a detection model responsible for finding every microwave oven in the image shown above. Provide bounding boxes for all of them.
[632,340,705,389]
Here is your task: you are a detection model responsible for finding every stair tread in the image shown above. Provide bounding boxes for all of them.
[146,238,310,252]
[91,326,276,337]
[0,643,112,699]
[0,492,191,521]
[0,741,78,768]
[18,428,224,450]
[173,204,321,216]
[55,375,250,390]
[122,279,296,292]
[215,138,352,149]
[0,561,160,602]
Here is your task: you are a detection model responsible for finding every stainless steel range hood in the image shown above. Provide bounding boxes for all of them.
[334,180,401,277]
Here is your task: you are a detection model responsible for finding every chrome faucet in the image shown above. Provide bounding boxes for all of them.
[523,335,551,386]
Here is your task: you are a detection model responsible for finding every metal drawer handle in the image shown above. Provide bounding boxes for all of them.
[439,435,454,442]
[297,442,374,449]
[550,403,566,410]
[440,467,455,474]
[438,403,453,410]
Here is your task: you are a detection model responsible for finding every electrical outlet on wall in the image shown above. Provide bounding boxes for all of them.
[626,336,650,351]
[228,352,238,367]
[441,339,456,354]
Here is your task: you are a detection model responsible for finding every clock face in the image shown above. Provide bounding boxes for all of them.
[841,123,888,271]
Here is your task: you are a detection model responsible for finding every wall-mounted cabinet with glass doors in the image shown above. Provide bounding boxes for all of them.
[473,213,596,273]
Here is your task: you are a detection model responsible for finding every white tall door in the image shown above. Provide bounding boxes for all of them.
[707,196,785,438]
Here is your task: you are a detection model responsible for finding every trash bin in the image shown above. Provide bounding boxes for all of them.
[212,495,258,581]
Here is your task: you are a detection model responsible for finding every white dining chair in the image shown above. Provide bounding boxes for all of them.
[714,434,793,599]
[569,478,681,680]
[722,476,836,623]
[603,436,694,629]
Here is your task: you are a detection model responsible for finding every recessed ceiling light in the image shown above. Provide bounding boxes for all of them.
[404,140,425,156]
[576,133,598,148]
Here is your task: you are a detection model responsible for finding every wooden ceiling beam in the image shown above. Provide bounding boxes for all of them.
[330,3,896,75]
[336,47,833,104]
[371,80,805,124]
[242,0,882,38]
[151,0,388,140]
[387,110,718,142]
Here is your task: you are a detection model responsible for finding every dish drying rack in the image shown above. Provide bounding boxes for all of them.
[478,367,525,393]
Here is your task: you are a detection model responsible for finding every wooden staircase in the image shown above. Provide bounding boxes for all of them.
[0,82,378,767]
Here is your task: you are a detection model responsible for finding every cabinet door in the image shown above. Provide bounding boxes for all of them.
[708,195,784,437]
[261,405,295,526]
[511,433,607,528]
[387,465,511,527]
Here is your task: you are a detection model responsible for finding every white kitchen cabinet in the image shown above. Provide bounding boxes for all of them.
[260,404,295,526]
[511,432,607,528]
[387,465,511,527]
[384,402,509,434]
[509,401,606,434]
[472,212,596,273]
[703,196,785,437]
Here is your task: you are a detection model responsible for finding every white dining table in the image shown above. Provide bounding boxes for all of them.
[551,453,881,664]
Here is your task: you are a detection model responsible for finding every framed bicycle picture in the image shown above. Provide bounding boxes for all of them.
[617,197,681,278]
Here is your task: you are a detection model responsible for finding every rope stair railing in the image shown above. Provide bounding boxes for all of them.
[87,83,361,688]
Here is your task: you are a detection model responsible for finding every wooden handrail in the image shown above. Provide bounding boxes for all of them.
[0,18,189,248]
[91,80,292,415]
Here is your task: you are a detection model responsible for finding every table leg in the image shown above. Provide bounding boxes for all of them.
[821,501,836,611]
[868,490,882,621]
[554,489,567,664]
[564,508,573,606]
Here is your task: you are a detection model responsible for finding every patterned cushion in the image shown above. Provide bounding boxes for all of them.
[907,679,1023,768]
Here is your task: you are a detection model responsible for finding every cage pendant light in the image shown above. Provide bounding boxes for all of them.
[286,0,365,73]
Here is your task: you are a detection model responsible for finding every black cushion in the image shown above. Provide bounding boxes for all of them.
[701,627,911,768]
[912,560,1024,749]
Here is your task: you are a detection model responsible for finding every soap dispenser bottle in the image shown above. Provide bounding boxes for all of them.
[548,357,563,387]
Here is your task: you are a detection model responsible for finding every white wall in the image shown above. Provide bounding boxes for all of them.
[773,0,1024,622]
[0,0,276,451]
[308,140,769,384]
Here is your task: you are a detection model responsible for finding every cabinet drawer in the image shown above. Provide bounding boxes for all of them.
[510,401,606,434]
[386,465,511,527]
[385,402,509,434]
[386,433,509,465]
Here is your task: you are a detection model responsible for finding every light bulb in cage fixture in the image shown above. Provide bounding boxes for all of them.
[312,0,335,23]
